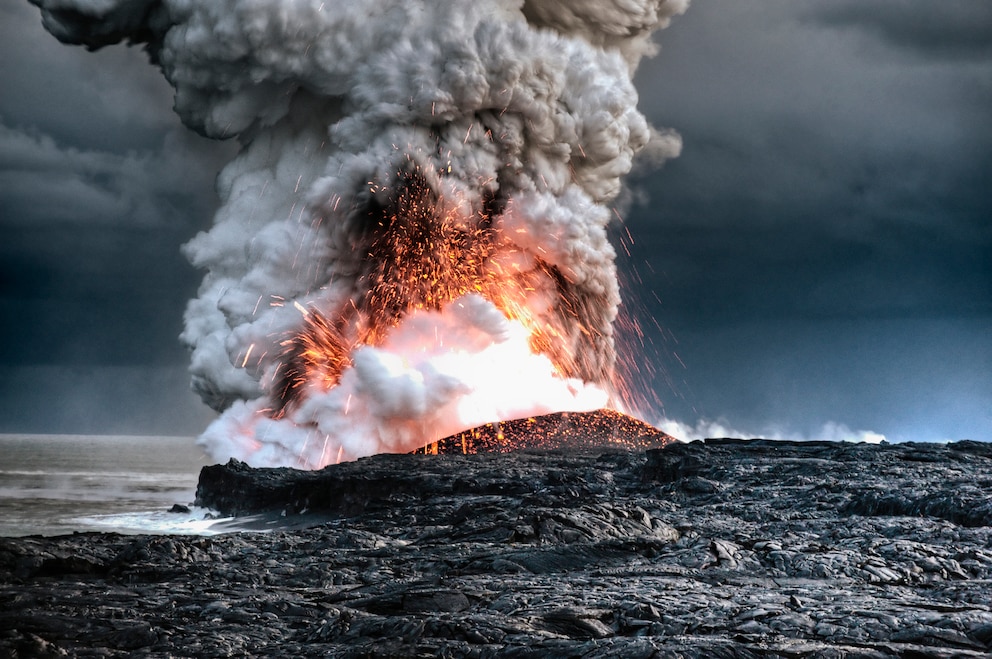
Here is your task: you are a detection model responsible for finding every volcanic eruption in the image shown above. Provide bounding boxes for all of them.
[31,0,687,467]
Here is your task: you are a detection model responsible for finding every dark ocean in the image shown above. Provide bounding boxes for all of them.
[0,434,227,537]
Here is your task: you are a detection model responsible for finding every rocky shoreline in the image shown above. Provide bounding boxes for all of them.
[3,437,992,657]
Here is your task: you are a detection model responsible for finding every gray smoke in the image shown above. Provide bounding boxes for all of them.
[31,0,686,466]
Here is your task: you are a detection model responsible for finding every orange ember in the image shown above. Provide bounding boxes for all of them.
[412,408,676,455]
[270,165,616,418]
[271,306,352,418]
[357,168,501,342]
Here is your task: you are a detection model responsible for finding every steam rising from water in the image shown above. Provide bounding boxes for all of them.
[32,0,686,466]
[656,418,887,444]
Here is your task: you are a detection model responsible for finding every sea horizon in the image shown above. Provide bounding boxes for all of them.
[0,433,223,538]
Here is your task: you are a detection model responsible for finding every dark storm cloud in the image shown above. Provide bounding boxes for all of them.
[809,0,992,60]
[0,117,234,369]
[0,2,236,433]
[0,224,198,365]
[0,121,229,228]
[1,3,233,233]
[629,0,992,325]
[612,0,992,441]
[1,3,177,152]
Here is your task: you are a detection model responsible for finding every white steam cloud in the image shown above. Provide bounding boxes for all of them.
[656,418,887,444]
[31,0,687,466]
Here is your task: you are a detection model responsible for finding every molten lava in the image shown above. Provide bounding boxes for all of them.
[413,409,676,455]
[269,165,612,423]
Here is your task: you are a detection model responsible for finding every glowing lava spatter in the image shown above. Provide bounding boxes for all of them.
[272,164,612,422]
[414,409,676,455]
[31,0,689,467]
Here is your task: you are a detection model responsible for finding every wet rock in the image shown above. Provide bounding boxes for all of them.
[2,437,992,657]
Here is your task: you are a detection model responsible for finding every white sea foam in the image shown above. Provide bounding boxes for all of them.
[0,434,216,537]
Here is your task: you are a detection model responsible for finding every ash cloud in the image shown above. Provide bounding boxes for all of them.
[629,0,992,330]
[30,0,687,466]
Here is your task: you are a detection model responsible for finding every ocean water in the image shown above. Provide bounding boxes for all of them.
[0,434,229,537]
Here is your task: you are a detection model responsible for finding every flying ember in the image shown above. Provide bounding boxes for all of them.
[30,0,688,467]
[272,163,613,420]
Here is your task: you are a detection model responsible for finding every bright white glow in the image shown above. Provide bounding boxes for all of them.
[199,295,608,468]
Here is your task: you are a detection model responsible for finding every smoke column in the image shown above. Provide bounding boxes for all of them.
[31,0,686,467]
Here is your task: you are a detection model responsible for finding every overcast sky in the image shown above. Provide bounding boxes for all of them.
[2,1,989,441]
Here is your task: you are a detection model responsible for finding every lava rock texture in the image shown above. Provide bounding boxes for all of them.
[3,437,992,657]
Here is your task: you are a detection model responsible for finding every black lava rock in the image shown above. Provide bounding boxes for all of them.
[2,436,992,658]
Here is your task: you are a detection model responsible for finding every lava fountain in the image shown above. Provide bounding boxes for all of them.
[31,0,687,467]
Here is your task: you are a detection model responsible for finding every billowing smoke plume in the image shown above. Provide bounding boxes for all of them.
[32,0,686,467]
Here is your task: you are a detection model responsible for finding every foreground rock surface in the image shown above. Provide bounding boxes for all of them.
[3,438,992,657]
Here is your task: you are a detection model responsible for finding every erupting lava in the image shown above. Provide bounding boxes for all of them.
[272,165,611,421]
[31,0,689,467]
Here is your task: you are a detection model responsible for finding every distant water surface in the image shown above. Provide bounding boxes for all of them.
[0,434,223,537]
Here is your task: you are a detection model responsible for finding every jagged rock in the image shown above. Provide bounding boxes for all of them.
[2,434,992,657]
[196,409,674,518]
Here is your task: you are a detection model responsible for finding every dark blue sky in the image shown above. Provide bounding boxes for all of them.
[2,1,989,441]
